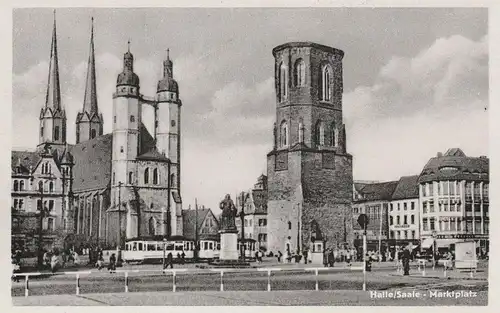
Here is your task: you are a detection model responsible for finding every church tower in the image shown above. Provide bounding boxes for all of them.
[39,12,66,148]
[266,42,354,254]
[110,43,141,246]
[156,49,182,235]
[75,17,104,143]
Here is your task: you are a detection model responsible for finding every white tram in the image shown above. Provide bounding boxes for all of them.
[123,239,195,263]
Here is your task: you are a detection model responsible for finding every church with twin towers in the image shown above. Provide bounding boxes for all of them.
[11,14,184,251]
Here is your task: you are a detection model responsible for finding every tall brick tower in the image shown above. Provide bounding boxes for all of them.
[266,42,354,254]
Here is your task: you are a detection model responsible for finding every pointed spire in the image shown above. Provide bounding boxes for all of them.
[163,48,173,79]
[82,17,98,114]
[45,10,61,111]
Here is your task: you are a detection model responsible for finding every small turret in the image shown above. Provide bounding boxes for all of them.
[157,49,179,94]
[116,41,140,88]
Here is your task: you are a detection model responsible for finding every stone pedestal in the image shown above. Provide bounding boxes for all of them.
[219,230,238,260]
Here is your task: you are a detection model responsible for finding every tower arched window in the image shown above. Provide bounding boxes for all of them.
[54,126,60,141]
[294,59,306,87]
[130,115,135,122]
[279,121,288,148]
[330,122,338,147]
[321,65,332,101]
[91,129,96,139]
[144,168,149,184]
[315,121,325,146]
[40,126,44,137]
[298,118,304,143]
[170,173,175,187]
[279,62,288,102]
[149,217,156,236]
[19,180,25,191]
[13,180,19,191]
[128,172,133,184]
[49,182,54,193]
[153,168,158,185]
[288,221,292,230]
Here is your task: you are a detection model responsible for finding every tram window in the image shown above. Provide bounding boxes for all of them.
[216,243,220,250]
[133,243,137,251]
[147,243,156,251]
[166,243,174,250]
[209,242,214,250]
[138,243,143,251]
[204,242,208,250]
[157,243,163,251]
[175,244,183,251]
[191,242,194,250]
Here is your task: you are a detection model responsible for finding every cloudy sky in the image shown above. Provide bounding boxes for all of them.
[12,8,488,212]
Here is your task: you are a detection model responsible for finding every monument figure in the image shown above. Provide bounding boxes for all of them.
[220,194,237,231]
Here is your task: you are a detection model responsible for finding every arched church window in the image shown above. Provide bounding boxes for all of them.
[153,168,158,185]
[279,121,288,147]
[288,221,292,230]
[321,65,332,101]
[38,181,44,192]
[128,172,133,184]
[144,168,149,184]
[114,116,116,123]
[149,217,156,236]
[49,182,54,193]
[315,121,325,146]
[330,122,338,147]
[279,62,288,102]
[294,59,306,87]
[54,126,60,141]
[91,129,96,139]
[13,180,18,191]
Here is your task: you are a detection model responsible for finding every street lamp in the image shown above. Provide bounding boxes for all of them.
[117,181,123,249]
[162,238,167,269]
[239,195,246,262]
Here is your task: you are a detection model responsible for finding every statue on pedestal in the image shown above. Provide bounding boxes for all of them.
[219,194,237,232]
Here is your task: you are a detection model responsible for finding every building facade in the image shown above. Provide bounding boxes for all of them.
[266,42,354,255]
[418,148,489,252]
[182,208,220,241]
[388,175,420,246]
[352,181,398,251]
[236,175,269,250]
[11,16,184,252]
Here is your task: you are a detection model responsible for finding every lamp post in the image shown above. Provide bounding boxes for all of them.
[240,198,246,262]
[117,181,123,249]
[432,230,437,270]
[162,238,167,269]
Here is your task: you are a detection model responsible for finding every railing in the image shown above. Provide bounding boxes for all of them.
[13,266,363,297]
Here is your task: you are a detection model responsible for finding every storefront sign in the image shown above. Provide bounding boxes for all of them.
[393,224,410,229]
[435,234,488,240]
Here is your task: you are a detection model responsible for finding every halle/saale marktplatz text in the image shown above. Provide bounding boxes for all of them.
[370,290,478,299]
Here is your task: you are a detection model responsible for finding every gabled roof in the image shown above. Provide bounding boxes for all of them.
[251,189,268,214]
[182,208,212,240]
[391,175,419,200]
[70,133,112,192]
[355,181,399,202]
[419,149,489,183]
[11,151,42,174]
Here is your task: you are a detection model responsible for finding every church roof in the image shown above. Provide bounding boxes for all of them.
[391,175,419,200]
[70,133,113,192]
[82,18,99,116]
[182,208,212,240]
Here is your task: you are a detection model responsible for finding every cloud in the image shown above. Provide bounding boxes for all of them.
[344,34,488,181]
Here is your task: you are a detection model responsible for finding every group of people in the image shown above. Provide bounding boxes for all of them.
[162,251,187,269]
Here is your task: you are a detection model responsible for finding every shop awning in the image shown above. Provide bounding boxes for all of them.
[421,238,434,249]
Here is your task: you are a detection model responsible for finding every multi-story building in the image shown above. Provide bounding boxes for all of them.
[352,181,398,251]
[266,42,354,255]
[11,15,184,252]
[236,175,269,250]
[388,175,420,246]
[182,207,220,241]
[418,148,489,253]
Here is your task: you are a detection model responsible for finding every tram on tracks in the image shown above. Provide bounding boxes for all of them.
[122,236,257,263]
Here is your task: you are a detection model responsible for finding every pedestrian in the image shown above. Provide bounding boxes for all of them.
[328,249,335,267]
[277,251,282,263]
[108,253,116,272]
[165,252,174,269]
[181,251,186,265]
[97,254,104,270]
[323,250,328,268]
[50,253,59,273]
[177,252,181,263]
[402,248,410,276]
[302,249,308,264]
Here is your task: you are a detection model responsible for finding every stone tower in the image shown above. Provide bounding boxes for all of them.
[110,43,142,245]
[156,49,182,235]
[75,17,104,143]
[266,42,354,254]
[39,12,67,148]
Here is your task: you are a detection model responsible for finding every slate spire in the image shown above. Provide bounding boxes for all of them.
[82,17,98,114]
[45,10,61,111]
